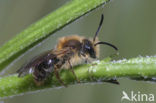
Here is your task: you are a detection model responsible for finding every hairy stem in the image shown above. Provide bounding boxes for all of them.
[0,56,156,98]
[0,0,109,71]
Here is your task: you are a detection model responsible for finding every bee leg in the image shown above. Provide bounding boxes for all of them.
[54,67,67,87]
[87,68,95,81]
[85,58,92,64]
[68,60,80,83]
[104,79,120,85]
[88,69,119,85]
[85,58,88,64]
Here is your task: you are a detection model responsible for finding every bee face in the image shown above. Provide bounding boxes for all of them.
[80,39,96,58]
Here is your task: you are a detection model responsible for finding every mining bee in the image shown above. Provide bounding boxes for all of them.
[17,14,118,86]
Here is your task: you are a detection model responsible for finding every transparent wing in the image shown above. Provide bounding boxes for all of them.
[17,47,72,77]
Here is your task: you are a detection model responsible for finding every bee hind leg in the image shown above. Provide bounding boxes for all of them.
[54,67,67,87]
[88,66,119,85]
[104,79,120,85]
[68,60,80,83]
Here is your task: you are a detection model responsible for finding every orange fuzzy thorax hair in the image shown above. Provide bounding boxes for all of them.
[56,35,83,50]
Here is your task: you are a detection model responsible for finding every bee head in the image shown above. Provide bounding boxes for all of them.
[80,14,118,59]
[80,39,96,58]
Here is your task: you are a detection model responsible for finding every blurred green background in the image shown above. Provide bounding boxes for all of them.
[0,0,156,103]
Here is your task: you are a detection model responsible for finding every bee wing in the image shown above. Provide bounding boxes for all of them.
[17,50,55,77]
[17,47,72,77]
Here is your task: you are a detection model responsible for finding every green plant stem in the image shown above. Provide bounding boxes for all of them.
[0,0,109,71]
[0,56,156,98]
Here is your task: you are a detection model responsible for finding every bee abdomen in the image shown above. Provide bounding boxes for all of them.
[33,58,59,82]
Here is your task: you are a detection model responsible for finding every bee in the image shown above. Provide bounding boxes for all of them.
[17,14,118,86]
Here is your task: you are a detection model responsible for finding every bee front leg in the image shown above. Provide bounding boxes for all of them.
[54,67,67,87]
[84,57,92,64]
[85,58,88,64]
[68,60,80,83]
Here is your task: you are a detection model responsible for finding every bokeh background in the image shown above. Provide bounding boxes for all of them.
[0,0,156,103]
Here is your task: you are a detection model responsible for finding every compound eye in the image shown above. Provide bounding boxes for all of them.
[85,45,90,50]
[85,45,96,58]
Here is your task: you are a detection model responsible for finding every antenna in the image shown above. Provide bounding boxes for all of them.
[94,41,118,51]
[93,14,104,42]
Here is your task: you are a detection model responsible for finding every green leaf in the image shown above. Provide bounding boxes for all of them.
[1,56,156,98]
